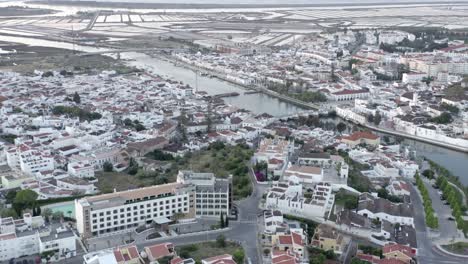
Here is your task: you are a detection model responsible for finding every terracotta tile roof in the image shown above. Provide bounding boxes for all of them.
[383,243,415,258]
[202,254,235,264]
[291,232,303,246]
[342,131,379,141]
[145,242,174,260]
[113,245,139,263]
[278,235,293,245]
[332,89,369,95]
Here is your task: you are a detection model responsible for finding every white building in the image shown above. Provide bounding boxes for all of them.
[19,149,54,175]
[266,177,334,220]
[357,193,414,227]
[386,181,411,197]
[75,183,195,239]
[0,214,76,262]
[68,161,95,178]
[177,170,231,218]
[283,165,323,184]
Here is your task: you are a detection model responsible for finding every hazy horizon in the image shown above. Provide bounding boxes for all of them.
[20,0,468,4]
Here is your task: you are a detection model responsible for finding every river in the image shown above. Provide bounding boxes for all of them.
[0,35,466,185]
[121,52,304,116]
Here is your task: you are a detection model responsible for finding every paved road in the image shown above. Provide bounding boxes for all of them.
[409,181,462,264]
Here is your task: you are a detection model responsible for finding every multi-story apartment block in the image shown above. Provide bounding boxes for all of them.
[19,149,54,175]
[76,170,233,238]
[75,182,195,238]
[5,145,54,175]
[177,170,231,218]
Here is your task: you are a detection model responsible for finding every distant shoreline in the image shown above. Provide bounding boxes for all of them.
[30,0,468,10]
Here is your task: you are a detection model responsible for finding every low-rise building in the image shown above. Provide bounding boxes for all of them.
[357,193,414,227]
[341,131,380,147]
[266,177,334,220]
[0,214,76,262]
[311,224,350,255]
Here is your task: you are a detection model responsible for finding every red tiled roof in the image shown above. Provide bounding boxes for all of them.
[291,232,303,246]
[203,254,235,264]
[0,233,16,241]
[145,243,174,260]
[383,243,415,258]
[113,245,139,262]
[332,89,369,95]
[342,131,379,141]
[278,235,293,245]
[171,257,185,264]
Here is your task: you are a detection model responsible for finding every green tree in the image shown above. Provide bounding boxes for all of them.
[220,213,225,228]
[52,211,64,220]
[0,208,18,218]
[233,249,245,264]
[13,190,38,215]
[103,161,113,172]
[336,122,347,134]
[351,258,371,264]
[41,208,53,219]
[127,158,139,175]
[374,111,382,126]
[367,114,374,123]
[73,92,81,104]
[310,253,326,264]
[216,234,226,248]
[431,112,453,124]
[158,256,172,264]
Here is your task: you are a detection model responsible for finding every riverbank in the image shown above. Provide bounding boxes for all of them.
[159,54,322,110]
[162,54,468,154]
[363,123,468,153]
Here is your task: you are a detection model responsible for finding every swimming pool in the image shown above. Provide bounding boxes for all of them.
[42,201,75,219]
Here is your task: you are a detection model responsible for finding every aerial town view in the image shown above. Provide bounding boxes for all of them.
[1,0,468,263]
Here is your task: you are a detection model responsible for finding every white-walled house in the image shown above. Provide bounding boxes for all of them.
[357,193,414,227]
[266,177,334,220]
[67,161,95,178]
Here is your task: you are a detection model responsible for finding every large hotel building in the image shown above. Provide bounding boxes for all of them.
[75,171,230,238]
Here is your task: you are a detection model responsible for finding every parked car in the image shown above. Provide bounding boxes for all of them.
[448,216,455,221]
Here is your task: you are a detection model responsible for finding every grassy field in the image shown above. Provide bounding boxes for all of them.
[176,241,242,262]
[95,171,154,193]
[97,142,254,199]
[442,242,468,255]
[174,142,254,199]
